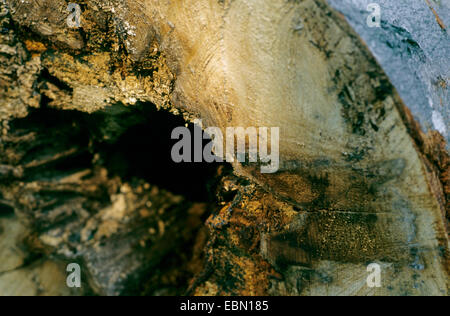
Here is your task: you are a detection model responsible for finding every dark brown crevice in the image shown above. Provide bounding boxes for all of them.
[1,100,232,295]
[88,102,229,202]
[0,198,14,217]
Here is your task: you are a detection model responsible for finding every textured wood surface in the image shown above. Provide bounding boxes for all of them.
[0,0,448,295]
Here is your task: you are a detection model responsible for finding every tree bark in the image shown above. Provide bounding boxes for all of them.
[0,0,448,296]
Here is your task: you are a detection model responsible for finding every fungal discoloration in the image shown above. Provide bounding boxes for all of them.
[0,0,448,295]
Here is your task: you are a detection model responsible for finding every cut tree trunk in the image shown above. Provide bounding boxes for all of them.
[0,0,448,295]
